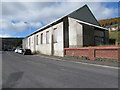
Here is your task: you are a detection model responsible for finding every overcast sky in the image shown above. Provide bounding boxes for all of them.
[0,1,119,37]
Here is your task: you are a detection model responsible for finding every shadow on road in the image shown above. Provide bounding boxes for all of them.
[2,71,24,88]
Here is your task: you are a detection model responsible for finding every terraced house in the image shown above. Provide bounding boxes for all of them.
[22,5,109,57]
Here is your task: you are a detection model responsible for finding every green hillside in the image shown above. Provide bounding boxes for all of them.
[1,38,23,50]
[109,31,120,42]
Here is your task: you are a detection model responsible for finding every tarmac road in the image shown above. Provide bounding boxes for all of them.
[2,51,119,88]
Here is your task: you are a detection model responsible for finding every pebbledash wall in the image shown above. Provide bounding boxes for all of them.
[23,21,64,56]
[64,46,120,62]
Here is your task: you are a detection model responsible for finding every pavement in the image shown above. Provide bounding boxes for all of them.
[37,53,119,67]
[2,51,119,88]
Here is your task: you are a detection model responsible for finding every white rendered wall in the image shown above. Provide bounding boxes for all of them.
[24,21,64,57]
[68,17,83,47]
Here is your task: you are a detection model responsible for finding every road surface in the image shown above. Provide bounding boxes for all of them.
[2,51,118,88]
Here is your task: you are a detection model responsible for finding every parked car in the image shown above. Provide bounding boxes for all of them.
[18,48,24,54]
[4,49,8,51]
[14,48,19,53]
[22,49,32,55]
[12,48,16,51]
[15,48,32,55]
[8,48,13,51]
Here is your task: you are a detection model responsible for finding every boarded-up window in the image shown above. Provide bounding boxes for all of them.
[53,28,57,43]
[46,31,49,44]
[41,33,43,44]
[36,35,39,45]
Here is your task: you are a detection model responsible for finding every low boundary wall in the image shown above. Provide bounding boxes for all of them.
[64,46,120,62]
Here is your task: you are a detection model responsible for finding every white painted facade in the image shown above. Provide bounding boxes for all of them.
[108,24,120,31]
[68,17,83,47]
[23,22,64,56]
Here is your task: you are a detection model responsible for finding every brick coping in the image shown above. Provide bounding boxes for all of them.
[64,46,120,50]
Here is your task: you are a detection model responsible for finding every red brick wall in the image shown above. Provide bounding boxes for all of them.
[65,49,88,56]
[95,49,118,59]
[64,46,120,62]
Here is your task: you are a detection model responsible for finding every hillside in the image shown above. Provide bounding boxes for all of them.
[98,17,120,26]
[109,31,120,41]
[1,38,23,50]
[98,17,120,45]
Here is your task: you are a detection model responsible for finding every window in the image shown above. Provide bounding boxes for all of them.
[36,35,39,45]
[53,28,57,43]
[46,31,49,44]
[41,33,43,44]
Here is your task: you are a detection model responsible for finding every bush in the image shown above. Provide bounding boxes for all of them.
[95,57,118,62]
[65,55,90,60]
